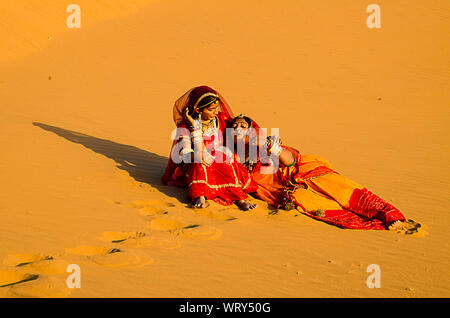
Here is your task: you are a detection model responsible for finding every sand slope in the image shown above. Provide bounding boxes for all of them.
[0,0,449,297]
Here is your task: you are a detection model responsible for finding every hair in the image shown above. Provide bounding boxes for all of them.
[198,95,218,108]
[191,95,220,119]
[230,115,252,128]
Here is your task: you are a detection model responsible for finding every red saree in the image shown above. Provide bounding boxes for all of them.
[162,86,256,205]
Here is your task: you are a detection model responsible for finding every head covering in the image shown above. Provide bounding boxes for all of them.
[228,114,269,169]
[173,86,234,127]
[229,114,265,139]
[162,86,235,185]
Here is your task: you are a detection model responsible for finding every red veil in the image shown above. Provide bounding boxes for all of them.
[161,86,234,185]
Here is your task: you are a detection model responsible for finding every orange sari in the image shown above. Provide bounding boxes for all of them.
[251,146,406,230]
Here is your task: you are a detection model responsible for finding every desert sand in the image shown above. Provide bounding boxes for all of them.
[0,0,449,297]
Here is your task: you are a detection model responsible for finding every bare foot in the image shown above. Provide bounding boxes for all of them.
[193,196,207,209]
[390,219,422,234]
[388,220,404,231]
[235,200,257,211]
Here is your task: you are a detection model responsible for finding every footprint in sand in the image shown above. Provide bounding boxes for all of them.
[18,259,71,276]
[65,245,154,269]
[3,254,53,267]
[148,218,222,240]
[7,275,73,298]
[147,218,195,232]
[65,246,119,256]
[193,209,237,221]
[131,200,176,216]
[3,253,69,275]
[0,269,38,288]
[1,254,75,298]
[175,226,223,240]
[100,231,181,249]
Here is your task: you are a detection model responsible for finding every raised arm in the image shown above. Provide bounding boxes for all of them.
[266,136,296,167]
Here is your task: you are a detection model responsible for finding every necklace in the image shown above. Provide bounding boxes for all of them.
[201,118,216,133]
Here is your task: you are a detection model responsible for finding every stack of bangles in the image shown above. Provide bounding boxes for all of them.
[190,125,203,145]
[266,137,282,156]
[180,147,194,162]
[270,142,282,157]
[178,123,202,162]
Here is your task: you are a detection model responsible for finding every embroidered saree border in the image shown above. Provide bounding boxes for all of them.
[188,164,242,189]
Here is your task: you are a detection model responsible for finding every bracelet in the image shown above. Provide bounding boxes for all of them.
[284,155,297,168]
[191,129,202,137]
[190,119,202,132]
[271,142,282,156]
[191,129,202,143]
[180,147,194,156]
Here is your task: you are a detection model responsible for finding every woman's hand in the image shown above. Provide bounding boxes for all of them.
[265,136,281,156]
[184,107,196,128]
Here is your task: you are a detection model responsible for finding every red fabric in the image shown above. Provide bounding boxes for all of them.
[294,187,406,230]
[186,161,257,205]
[162,111,231,186]
[240,118,405,230]
[172,86,234,126]
[162,87,257,205]
[229,116,406,230]
[348,188,406,226]
[298,209,387,230]
[162,86,234,185]
[181,115,257,205]
[295,165,338,181]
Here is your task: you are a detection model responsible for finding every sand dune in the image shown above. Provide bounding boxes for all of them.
[0,0,157,63]
[0,0,449,297]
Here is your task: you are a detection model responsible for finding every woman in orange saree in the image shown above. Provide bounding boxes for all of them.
[230,115,419,231]
[162,86,257,210]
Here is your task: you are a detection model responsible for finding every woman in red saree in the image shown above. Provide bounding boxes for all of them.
[229,115,420,232]
[162,86,257,210]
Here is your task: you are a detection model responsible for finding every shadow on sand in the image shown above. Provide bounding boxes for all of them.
[32,122,189,203]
